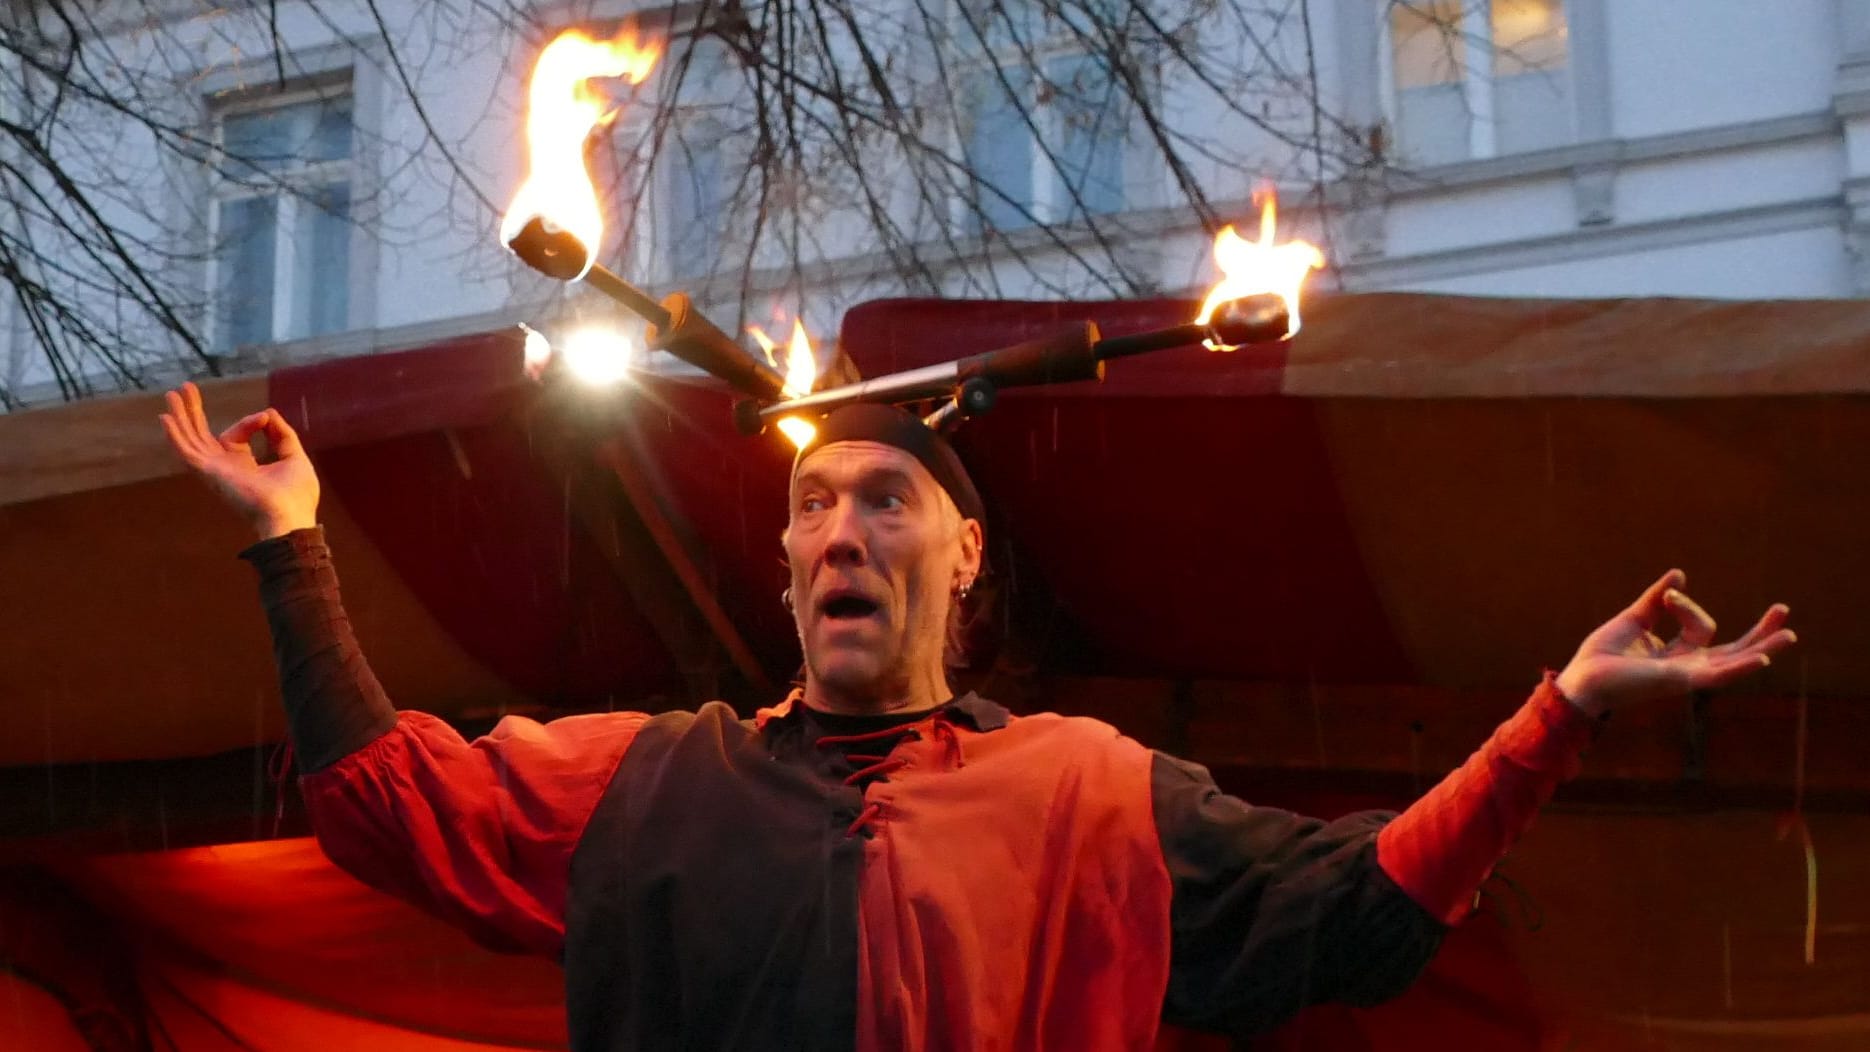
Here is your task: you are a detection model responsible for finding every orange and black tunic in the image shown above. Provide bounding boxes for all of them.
[246,527,1596,1051]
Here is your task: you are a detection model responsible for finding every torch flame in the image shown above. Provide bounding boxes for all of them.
[1195,190,1325,349]
[749,319,821,448]
[498,29,661,279]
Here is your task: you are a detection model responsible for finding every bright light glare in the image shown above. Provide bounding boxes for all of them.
[558,325,641,385]
[521,325,553,379]
[775,417,816,447]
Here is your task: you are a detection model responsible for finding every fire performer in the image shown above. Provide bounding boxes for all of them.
[161,382,1793,1049]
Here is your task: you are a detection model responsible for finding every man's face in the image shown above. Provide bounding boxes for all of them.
[785,441,981,699]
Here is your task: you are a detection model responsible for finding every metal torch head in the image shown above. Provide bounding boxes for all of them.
[1206,293,1291,347]
[507,215,592,282]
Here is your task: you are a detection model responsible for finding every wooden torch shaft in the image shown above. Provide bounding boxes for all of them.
[584,263,673,332]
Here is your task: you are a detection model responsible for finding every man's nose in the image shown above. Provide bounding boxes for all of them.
[822,503,867,567]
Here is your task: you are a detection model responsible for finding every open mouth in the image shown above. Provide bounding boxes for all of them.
[820,593,881,620]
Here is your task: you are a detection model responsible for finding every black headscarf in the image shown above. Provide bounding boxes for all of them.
[790,403,985,524]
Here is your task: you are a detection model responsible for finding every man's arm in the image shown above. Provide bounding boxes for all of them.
[161,383,645,958]
[1155,572,1795,1037]
[1151,753,1443,1038]
[1375,673,1596,924]
[241,526,645,958]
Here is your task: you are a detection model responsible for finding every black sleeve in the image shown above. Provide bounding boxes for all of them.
[1152,750,1445,1037]
[238,526,398,772]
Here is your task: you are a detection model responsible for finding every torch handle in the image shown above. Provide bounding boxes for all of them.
[656,292,788,402]
[957,322,1102,388]
[585,264,673,331]
[1090,322,1209,362]
[755,322,1102,425]
[746,301,1290,430]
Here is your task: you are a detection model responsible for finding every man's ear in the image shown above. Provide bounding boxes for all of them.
[957,518,984,581]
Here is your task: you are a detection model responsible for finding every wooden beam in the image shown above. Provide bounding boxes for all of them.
[2,727,1863,861]
[1035,674,1870,808]
[595,434,771,693]
[563,453,737,702]
[0,747,309,860]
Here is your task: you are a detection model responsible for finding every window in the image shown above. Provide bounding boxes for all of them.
[210,88,353,352]
[1386,0,1570,166]
[626,29,737,282]
[951,1,1129,235]
[664,115,729,279]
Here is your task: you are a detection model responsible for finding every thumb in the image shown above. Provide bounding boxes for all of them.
[261,409,306,459]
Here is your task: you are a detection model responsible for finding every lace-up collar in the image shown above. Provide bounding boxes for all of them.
[754,689,1010,734]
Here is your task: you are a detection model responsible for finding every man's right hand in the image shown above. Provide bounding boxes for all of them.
[159,380,321,541]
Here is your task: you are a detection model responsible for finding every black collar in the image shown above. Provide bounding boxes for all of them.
[945,691,1010,732]
[761,690,1010,734]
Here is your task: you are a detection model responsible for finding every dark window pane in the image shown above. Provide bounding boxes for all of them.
[216,196,277,351]
[306,96,353,164]
[669,122,725,278]
[961,66,1034,233]
[291,183,351,339]
[1047,53,1123,217]
[220,95,351,178]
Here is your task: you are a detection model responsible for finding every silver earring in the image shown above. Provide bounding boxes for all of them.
[956,580,973,601]
[782,587,794,611]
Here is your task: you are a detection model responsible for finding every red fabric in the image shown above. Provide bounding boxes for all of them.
[1249,913,1545,1051]
[60,838,568,1048]
[1376,675,1598,925]
[850,710,1173,1050]
[838,297,1413,682]
[301,709,646,956]
[268,331,529,454]
[313,420,685,704]
[269,331,682,707]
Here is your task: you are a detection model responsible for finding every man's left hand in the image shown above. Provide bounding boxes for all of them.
[1555,570,1797,718]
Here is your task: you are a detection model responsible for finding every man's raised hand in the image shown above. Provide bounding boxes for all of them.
[1554,570,1797,717]
[158,381,321,541]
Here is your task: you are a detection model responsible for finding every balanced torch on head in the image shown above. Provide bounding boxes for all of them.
[506,215,787,402]
[737,293,1289,435]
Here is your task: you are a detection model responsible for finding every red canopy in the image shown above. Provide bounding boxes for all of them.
[3,292,1868,1048]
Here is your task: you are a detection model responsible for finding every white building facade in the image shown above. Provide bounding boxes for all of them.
[3,0,1868,404]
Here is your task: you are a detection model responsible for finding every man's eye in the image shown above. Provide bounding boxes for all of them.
[873,493,906,510]
[800,496,827,513]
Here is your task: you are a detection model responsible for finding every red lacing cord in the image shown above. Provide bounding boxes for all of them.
[842,754,909,785]
[815,724,922,837]
[815,724,925,747]
[845,802,885,838]
[932,715,965,769]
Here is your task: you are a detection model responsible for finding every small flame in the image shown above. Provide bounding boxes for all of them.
[1195,189,1325,349]
[498,29,661,279]
[749,319,821,448]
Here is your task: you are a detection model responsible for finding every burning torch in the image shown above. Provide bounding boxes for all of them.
[499,28,1324,446]
[500,29,786,401]
[741,191,1325,438]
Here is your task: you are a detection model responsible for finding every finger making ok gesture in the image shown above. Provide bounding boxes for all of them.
[1555,570,1797,717]
[158,381,321,541]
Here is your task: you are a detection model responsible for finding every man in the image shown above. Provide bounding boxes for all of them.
[160,381,1794,1050]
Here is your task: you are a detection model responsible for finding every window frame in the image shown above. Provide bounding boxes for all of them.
[1377,0,1572,167]
[582,3,746,286]
[943,0,1134,236]
[205,77,355,353]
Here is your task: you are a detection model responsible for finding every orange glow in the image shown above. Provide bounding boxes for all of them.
[1195,189,1325,349]
[749,319,821,448]
[498,29,661,279]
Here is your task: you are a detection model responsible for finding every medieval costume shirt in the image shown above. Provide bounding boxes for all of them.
[243,528,1598,1051]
